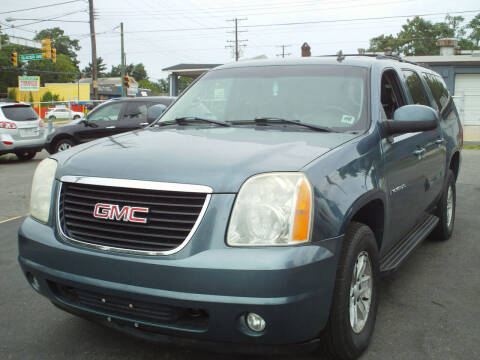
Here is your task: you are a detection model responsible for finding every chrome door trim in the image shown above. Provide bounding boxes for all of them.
[56,178,212,256]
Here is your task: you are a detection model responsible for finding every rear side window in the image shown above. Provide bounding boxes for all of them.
[1,105,38,121]
[402,70,430,106]
[422,73,451,112]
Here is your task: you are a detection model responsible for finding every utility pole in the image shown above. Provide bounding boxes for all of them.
[226,18,247,61]
[88,0,98,100]
[276,44,291,58]
[120,22,125,97]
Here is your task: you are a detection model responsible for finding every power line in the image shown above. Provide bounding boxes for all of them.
[8,9,87,28]
[0,0,82,15]
[121,9,480,34]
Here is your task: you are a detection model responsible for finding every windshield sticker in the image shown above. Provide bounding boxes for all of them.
[341,115,355,124]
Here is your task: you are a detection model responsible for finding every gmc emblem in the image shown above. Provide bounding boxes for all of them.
[93,203,149,224]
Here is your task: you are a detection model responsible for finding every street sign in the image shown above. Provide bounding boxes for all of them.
[18,76,40,91]
[18,53,43,61]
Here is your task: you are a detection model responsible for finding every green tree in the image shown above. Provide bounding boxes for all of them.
[367,14,480,55]
[41,91,60,102]
[81,57,107,77]
[468,14,480,46]
[24,53,79,84]
[131,63,147,81]
[0,43,25,92]
[137,78,169,95]
[34,27,81,67]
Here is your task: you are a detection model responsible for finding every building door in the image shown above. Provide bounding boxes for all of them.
[454,74,480,126]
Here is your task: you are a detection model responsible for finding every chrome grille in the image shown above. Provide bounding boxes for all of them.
[57,178,211,255]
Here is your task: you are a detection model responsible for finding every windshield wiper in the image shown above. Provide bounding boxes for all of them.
[252,117,335,132]
[166,116,230,127]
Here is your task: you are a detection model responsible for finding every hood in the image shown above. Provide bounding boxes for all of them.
[55,126,356,193]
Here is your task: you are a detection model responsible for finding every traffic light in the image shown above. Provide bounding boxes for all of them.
[124,76,129,88]
[11,52,17,67]
[41,38,51,59]
[51,48,56,64]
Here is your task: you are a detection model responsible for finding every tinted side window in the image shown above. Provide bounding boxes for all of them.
[87,102,123,122]
[124,102,150,120]
[381,70,407,119]
[402,70,429,106]
[422,73,451,112]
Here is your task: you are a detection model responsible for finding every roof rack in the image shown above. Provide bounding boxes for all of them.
[317,53,429,68]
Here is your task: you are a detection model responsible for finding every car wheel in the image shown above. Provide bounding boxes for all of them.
[15,150,37,161]
[431,170,456,241]
[319,222,379,360]
[54,139,75,153]
[49,116,56,120]
[73,115,80,120]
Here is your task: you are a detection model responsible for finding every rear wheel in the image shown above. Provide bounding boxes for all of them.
[431,169,456,241]
[54,138,75,153]
[15,150,37,161]
[319,222,379,360]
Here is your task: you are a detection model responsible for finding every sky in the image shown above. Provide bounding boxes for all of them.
[1,0,479,81]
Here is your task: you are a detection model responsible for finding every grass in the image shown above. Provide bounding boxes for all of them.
[463,145,480,150]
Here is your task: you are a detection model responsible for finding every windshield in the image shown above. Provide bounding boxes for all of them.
[160,65,369,131]
[2,105,38,121]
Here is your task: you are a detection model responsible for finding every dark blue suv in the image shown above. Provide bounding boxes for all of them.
[19,56,462,359]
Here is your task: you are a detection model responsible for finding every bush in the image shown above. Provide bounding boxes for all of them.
[41,91,60,102]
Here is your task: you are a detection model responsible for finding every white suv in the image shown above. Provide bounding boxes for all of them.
[0,103,46,160]
[45,107,84,120]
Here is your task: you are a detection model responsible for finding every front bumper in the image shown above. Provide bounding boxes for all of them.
[18,198,342,349]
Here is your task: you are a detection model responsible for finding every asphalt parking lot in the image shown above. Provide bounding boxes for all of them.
[1,150,479,360]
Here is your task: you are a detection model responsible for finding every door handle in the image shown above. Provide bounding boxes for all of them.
[139,122,149,126]
[413,148,426,158]
[435,138,445,145]
[106,126,116,129]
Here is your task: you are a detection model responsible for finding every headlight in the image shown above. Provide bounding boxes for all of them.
[227,172,313,246]
[30,158,57,223]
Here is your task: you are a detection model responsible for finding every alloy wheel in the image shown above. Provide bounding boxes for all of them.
[349,251,373,334]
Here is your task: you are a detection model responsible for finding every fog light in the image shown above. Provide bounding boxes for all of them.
[26,272,40,292]
[246,313,266,332]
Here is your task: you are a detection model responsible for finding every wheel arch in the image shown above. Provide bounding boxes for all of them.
[449,151,460,180]
[50,134,76,153]
[340,190,386,251]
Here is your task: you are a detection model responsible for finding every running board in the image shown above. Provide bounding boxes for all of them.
[380,215,439,273]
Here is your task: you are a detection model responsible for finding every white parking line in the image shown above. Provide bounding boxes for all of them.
[0,215,24,224]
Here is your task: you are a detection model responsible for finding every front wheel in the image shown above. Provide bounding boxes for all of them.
[319,222,379,360]
[54,138,75,153]
[15,150,37,161]
[431,170,456,241]
[49,116,56,120]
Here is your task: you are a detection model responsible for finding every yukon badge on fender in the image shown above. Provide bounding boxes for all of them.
[93,203,149,223]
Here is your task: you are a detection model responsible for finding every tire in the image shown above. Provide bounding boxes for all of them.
[431,169,456,241]
[49,116,56,120]
[54,138,75,153]
[73,115,80,120]
[319,222,380,360]
[15,150,37,161]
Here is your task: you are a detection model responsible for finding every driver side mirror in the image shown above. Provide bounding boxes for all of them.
[381,104,438,137]
[147,104,167,124]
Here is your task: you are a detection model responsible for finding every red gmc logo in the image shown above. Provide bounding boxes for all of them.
[93,203,149,223]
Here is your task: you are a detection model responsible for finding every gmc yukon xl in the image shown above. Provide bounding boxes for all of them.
[18,56,462,359]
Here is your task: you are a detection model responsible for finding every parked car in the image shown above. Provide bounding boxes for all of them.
[44,96,175,153]
[19,56,462,359]
[0,102,46,160]
[45,106,84,121]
